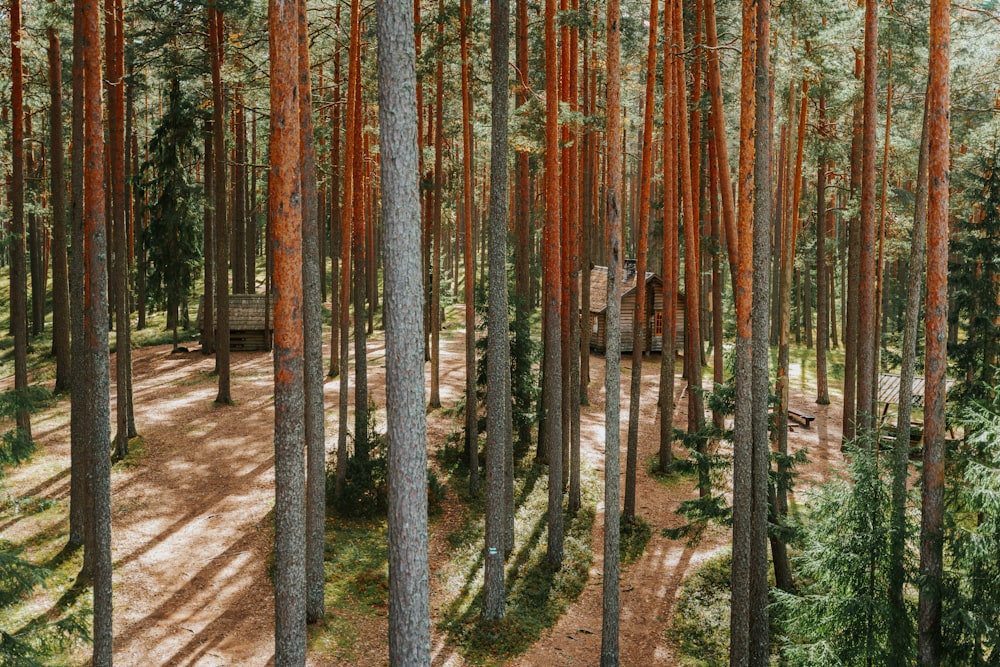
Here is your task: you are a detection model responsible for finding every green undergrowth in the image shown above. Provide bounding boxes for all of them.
[308,518,389,662]
[667,552,733,667]
[436,460,598,665]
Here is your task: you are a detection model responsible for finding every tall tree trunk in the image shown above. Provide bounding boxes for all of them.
[890,90,929,667]
[919,1,949,660]
[81,0,113,659]
[202,115,216,354]
[816,93,830,405]
[703,0,738,280]
[874,56,893,386]
[336,0,355,498]
[543,0,563,569]
[659,2,679,472]
[750,1,776,652]
[730,0,757,658]
[429,0,444,409]
[328,8,342,379]
[10,0,31,440]
[709,136,723,430]
[459,0,479,496]
[351,10,369,459]
[68,0,87,551]
[601,0,623,658]
[108,0,130,460]
[843,51,864,443]
[678,0,705,488]
[482,0,511,617]
[48,15,72,395]
[513,0,532,448]
[567,0,582,514]
[777,82,806,545]
[210,4,232,405]
[378,1,432,659]
[298,0,326,625]
[580,23,592,409]
[624,0,658,523]
[856,0,879,436]
[268,2,306,660]
[233,91,248,295]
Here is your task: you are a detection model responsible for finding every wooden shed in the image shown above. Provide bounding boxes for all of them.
[587,261,684,355]
[196,293,273,351]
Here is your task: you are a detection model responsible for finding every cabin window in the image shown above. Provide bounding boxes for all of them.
[592,314,599,335]
[654,311,663,336]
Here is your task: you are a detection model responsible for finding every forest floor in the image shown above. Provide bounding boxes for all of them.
[0,313,847,666]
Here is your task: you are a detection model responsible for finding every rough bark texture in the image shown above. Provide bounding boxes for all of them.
[328,8,342,379]
[48,17,72,396]
[568,0,582,514]
[202,114,216,355]
[460,0,479,496]
[82,0,113,660]
[350,10,369,459]
[298,0,325,625]
[377,0,432,658]
[843,51,864,443]
[890,91,929,666]
[69,0,87,550]
[749,0,772,658]
[856,0,879,435]
[816,95,830,405]
[624,0,658,523]
[919,1,949,660]
[730,0,757,660]
[543,0,564,569]
[601,0,623,658]
[10,0,31,439]
[109,0,130,459]
[268,3,306,661]
[210,5,232,405]
[513,0,532,449]
[429,0,444,409]
[482,0,511,618]
[703,0,738,280]
[660,3,679,471]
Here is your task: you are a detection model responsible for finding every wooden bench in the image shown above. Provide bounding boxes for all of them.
[787,408,816,429]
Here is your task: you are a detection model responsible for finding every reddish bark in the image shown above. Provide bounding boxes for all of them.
[919,0,950,659]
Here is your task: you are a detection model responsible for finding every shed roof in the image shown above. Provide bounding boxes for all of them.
[588,265,667,314]
[877,373,956,407]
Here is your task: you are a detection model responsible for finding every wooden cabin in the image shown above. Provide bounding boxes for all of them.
[587,261,684,355]
[196,293,273,351]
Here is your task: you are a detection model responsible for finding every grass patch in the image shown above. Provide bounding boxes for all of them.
[666,551,732,667]
[308,518,389,662]
[647,454,699,489]
[620,515,652,567]
[436,461,597,665]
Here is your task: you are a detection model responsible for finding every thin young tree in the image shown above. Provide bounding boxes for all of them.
[459,0,479,495]
[268,1,306,661]
[429,0,443,410]
[602,0,623,659]
[202,115,215,355]
[919,0,950,660]
[299,0,325,624]
[108,0,131,460]
[856,0,880,435]
[80,0,113,659]
[48,4,71,396]
[889,91,929,666]
[9,0,31,440]
[482,0,511,621]
[378,1,432,660]
[816,92,830,406]
[210,2,232,405]
[543,0,564,569]
[659,0,679,472]
[624,0,658,523]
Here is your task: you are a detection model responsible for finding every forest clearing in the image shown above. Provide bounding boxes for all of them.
[2,0,1000,664]
[2,315,844,665]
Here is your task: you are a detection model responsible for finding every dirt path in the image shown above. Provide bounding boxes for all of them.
[9,323,844,666]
